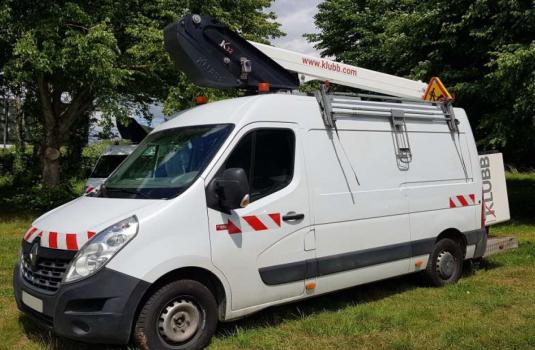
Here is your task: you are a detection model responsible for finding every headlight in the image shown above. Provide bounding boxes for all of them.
[64,216,138,283]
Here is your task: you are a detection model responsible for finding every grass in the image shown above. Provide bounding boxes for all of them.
[0,173,534,350]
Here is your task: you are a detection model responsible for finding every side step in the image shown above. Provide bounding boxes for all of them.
[483,236,519,257]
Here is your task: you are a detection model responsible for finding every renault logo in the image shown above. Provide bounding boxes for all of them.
[29,242,40,270]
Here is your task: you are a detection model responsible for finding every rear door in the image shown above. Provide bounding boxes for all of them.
[404,116,479,254]
[206,123,313,311]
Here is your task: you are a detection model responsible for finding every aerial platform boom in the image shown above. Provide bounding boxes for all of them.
[249,42,427,100]
[164,14,431,100]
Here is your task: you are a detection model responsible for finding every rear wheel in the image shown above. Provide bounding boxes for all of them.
[424,238,463,287]
[134,279,218,350]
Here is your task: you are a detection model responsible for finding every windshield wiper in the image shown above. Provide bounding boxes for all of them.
[103,187,152,199]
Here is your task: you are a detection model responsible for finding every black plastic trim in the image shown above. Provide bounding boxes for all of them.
[22,239,77,260]
[259,229,487,285]
[464,229,486,245]
[470,228,488,258]
[14,264,150,345]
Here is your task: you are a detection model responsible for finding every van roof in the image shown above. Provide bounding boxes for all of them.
[152,93,469,134]
[154,94,324,133]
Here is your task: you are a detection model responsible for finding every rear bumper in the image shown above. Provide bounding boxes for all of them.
[13,263,150,345]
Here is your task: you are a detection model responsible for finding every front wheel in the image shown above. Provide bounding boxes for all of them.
[134,279,218,350]
[424,238,463,287]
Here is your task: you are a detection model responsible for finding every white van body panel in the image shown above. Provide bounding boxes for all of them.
[25,94,486,322]
[33,196,162,234]
[304,121,411,295]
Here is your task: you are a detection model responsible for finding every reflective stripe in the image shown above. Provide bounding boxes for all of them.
[218,213,282,233]
[48,232,58,249]
[243,215,268,231]
[66,233,78,250]
[450,194,476,208]
[268,213,281,227]
[24,227,37,241]
[227,220,242,234]
[23,227,98,251]
[456,195,469,207]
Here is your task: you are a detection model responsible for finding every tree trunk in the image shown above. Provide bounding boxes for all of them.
[41,127,62,187]
[37,74,93,187]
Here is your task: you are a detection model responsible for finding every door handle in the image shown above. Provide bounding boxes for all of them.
[282,213,305,222]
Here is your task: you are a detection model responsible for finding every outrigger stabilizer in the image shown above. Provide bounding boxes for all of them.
[163,14,457,130]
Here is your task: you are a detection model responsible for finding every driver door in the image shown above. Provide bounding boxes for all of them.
[206,122,313,311]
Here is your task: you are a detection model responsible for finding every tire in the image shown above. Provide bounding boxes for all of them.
[134,279,218,350]
[424,238,463,287]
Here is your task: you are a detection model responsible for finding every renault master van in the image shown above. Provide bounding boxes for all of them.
[14,91,488,349]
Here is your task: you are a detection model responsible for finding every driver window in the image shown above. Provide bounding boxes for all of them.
[221,128,295,202]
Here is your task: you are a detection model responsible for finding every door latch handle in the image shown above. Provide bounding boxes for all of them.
[282,213,305,222]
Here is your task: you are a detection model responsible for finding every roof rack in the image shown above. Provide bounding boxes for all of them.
[315,85,457,131]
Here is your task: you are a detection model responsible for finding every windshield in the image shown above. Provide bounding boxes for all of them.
[101,124,233,199]
[90,154,128,178]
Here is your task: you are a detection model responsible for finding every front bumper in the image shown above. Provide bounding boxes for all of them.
[13,263,150,345]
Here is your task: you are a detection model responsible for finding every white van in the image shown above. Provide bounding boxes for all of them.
[14,92,487,349]
[84,144,137,193]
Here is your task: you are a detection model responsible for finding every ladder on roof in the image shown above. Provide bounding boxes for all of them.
[315,85,457,130]
[163,14,457,131]
[315,86,458,168]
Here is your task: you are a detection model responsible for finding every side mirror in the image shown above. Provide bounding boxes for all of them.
[209,168,250,211]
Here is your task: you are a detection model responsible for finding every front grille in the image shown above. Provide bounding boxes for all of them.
[21,257,70,293]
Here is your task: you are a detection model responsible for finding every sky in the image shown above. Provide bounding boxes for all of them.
[268,0,323,57]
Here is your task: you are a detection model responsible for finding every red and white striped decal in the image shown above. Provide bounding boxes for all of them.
[23,227,97,251]
[216,213,281,234]
[449,194,476,208]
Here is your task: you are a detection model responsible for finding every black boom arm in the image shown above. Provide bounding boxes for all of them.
[164,14,299,91]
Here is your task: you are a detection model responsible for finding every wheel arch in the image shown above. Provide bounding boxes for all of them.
[435,228,467,256]
[134,266,229,329]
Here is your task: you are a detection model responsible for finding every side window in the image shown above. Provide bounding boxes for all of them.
[221,128,295,202]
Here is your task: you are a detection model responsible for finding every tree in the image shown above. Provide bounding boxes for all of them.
[0,0,283,186]
[307,0,535,168]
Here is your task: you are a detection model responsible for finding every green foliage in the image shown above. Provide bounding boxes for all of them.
[0,141,121,212]
[163,75,240,115]
[0,147,40,183]
[0,0,284,186]
[0,147,76,212]
[1,182,78,212]
[2,0,283,114]
[307,0,535,168]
